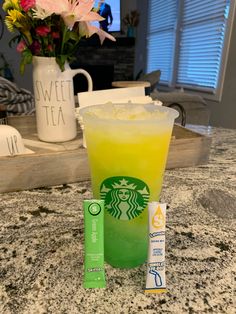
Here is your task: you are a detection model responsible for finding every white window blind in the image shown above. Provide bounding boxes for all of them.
[146,0,177,84]
[146,0,235,99]
[177,0,230,90]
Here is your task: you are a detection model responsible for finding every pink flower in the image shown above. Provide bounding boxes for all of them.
[47,44,53,52]
[79,21,116,44]
[35,0,115,42]
[36,0,103,29]
[35,25,51,37]
[51,32,60,39]
[16,40,27,53]
[30,41,41,55]
[20,0,36,12]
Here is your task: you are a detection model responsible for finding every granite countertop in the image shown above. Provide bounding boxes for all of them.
[0,127,235,314]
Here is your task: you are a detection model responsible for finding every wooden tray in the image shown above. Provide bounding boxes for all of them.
[0,116,211,193]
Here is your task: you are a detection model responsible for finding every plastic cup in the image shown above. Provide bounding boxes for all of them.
[80,103,178,268]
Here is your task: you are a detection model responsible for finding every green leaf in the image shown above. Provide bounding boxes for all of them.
[19,50,33,74]
[20,58,26,75]
[56,55,68,72]
[25,53,32,64]
[22,50,33,64]
[69,31,80,42]
[64,30,71,44]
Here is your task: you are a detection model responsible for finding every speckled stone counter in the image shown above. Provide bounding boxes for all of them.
[0,127,235,314]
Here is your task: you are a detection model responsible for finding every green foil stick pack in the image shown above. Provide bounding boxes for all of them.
[83,200,106,288]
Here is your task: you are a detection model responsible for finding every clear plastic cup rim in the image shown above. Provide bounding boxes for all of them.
[79,103,179,124]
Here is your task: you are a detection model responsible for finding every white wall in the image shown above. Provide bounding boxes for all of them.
[206,15,236,129]
[121,0,137,22]
[134,0,148,77]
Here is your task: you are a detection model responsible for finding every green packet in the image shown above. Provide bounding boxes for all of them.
[83,200,106,289]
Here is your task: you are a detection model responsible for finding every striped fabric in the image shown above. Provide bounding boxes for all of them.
[0,76,35,116]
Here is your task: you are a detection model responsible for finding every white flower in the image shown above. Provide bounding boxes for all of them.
[32,5,52,20]
[35,0,99,28]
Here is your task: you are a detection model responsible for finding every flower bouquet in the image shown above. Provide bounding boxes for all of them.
[2,0,116,143]
[3,0,115,73]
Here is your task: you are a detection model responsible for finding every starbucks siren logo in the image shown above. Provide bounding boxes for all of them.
[100,176,150,220]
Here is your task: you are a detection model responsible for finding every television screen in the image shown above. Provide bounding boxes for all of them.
[93,0,121,32]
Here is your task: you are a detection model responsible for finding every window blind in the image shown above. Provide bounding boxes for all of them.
[177,0,230,90]
[146,0,232,96]
[146,0,177,84]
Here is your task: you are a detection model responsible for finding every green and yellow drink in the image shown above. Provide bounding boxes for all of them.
[80,103,178,268]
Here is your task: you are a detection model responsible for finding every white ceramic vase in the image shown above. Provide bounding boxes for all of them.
[32,56,93,142]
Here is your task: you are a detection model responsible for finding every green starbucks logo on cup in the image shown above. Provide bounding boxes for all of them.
[100,176,150,220]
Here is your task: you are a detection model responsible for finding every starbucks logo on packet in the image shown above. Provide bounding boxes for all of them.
[100,176,150,220]
[88,203,101,216]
